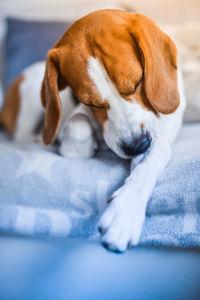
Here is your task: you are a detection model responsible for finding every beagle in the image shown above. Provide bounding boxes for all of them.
[0,9,186,252]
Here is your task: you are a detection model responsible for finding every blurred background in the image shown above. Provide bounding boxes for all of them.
[0,0,200,34]
[0,0,199,20]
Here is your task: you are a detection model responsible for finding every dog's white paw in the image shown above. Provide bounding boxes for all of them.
[98,192,145,252]
[59,114,97,158]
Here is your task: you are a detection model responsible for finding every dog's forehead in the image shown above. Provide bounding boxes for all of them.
[57,10,144,105]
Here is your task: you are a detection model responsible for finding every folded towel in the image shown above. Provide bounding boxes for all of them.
[0,123,200,247]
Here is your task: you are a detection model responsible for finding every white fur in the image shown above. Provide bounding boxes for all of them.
[14,62,45,142]
[58,104,98,158]
[88,57,186,252]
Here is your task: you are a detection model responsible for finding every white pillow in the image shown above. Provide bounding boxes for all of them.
[162,22,200,122]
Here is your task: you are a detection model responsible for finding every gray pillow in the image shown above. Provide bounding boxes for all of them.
[4,18,72,89]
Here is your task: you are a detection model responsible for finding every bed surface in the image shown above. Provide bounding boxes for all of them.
[0,123,200,248]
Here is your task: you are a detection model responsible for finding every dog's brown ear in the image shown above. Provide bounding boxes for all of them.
[130,14,180,114]
[41,49,65,145]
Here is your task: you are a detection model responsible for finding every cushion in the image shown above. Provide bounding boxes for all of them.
[0,123,200,247]
[4,18,72,89]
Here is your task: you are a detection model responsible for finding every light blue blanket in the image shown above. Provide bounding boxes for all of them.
[0,123,200,247]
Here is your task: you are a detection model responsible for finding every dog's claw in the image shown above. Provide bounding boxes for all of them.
[107,196,114,203]
[102,241,109,249]
[101,241,123,253]
[128,240,132,249]
[98,226,106,235]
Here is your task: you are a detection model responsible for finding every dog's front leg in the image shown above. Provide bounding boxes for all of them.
[98,141,172,252]
[58,104,98,158]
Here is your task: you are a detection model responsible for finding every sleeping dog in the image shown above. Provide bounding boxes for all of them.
[0,9,186,252]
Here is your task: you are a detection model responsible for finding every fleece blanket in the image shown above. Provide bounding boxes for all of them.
[0,123,200,247]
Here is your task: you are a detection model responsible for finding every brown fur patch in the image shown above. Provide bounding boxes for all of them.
[0,75,24,133]
[91,107,108,130]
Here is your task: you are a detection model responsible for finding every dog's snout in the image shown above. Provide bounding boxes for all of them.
[120,132,151,157]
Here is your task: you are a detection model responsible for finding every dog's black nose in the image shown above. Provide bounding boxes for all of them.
[120,132,151,156]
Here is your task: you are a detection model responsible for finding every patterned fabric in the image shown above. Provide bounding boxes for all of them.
[0,123,200,247]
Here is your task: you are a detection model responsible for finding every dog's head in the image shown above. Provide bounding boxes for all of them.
[41,9,179,158]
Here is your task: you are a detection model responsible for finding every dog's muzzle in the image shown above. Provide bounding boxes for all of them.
[119,132,152,157]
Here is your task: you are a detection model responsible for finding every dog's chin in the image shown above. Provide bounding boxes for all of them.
[107,145,132,159]
[109,143,150,161]
[103,137,132,159]
[114,150,146,160]
[115,151,132,160]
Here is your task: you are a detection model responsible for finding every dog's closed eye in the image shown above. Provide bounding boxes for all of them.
[133,75,143,94]
[87,103,110,110]
[87,104,104,109]
[120,75,143,97]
